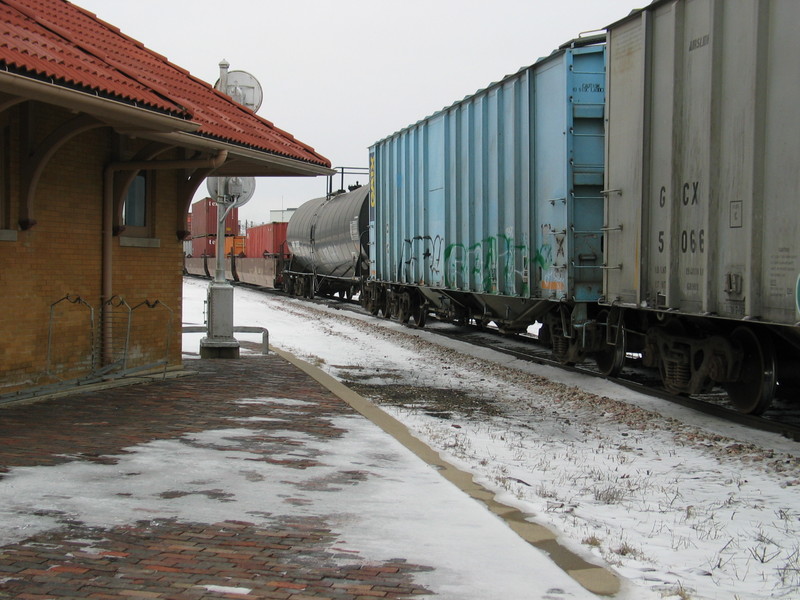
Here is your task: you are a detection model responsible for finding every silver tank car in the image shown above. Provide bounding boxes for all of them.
[284,185,369,299]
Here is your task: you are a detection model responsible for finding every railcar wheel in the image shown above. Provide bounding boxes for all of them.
[305,277,315,300]
[594,310,626,377]
[396,292,411,324]
[723,327,777,415]
[369,295,380,315]
[382,291,393,320]
[551,331,572,364]
[366,286,382,316]
[551,324,580,365]
[411,301,427,328]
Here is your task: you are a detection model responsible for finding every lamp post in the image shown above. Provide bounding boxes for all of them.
[198,61,262,359]
[199,179,242,358]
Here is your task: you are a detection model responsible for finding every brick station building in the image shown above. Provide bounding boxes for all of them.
[0,0,332,397]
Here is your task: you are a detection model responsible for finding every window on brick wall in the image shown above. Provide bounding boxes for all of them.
[121,171,155,238]
[0,124,10,231]
[123,173,146,227]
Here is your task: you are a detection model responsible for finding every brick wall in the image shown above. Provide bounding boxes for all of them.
[0,102,185,395]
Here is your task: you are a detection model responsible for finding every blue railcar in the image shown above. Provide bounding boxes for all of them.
[281,1,798,415]
[365,37,610,363]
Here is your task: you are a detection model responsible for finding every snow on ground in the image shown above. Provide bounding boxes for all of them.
[183,278,800,600]
[0,413,595,600]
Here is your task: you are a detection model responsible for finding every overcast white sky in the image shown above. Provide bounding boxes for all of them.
[75,0,636,224]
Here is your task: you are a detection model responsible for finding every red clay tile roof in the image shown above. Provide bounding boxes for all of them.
[0,0,331,168]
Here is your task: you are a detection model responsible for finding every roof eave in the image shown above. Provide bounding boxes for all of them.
[152,131,335,177]
[0,70,200,134]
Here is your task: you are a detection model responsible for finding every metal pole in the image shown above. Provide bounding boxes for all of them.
[201,193,239,359]
[200,59,240,358]
[215,201,234,283]
[218,59,230,97]
[198,60,251,359]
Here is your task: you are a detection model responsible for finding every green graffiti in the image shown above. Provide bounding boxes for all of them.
[444,233,530,295]
[534,243,553,271]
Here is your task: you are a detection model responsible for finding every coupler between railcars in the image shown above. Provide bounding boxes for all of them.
[284,270,361,302]
[283,271,316,299]
[540,303,626,374]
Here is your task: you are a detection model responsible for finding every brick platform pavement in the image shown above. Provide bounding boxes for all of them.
[0,356,433,599]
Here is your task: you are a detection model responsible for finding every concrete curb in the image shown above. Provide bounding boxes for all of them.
[270,346,621,597]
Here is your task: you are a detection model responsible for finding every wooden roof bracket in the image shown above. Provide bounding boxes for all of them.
[19,112,105,230]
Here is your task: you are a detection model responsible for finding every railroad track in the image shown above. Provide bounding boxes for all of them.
[423,320,800,443]
[251,285,800,442]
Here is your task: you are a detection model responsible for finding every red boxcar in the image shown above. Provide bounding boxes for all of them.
[191,235,218,257]
[191,198,239,238]
[245,222,289,258]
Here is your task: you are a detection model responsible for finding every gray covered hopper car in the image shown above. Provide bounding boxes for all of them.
[602,0,800,414]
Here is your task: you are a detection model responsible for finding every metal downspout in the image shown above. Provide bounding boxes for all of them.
[102,150,228,363]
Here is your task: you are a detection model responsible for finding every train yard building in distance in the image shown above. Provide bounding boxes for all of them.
[0,0,332,398]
